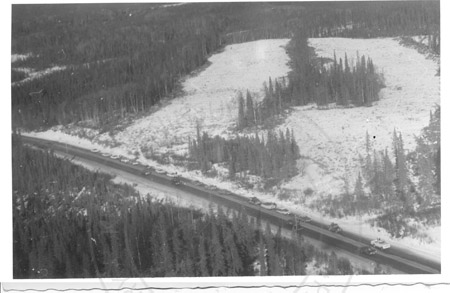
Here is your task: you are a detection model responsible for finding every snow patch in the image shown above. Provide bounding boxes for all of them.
[12,65,67,86]
[11,53,33,63]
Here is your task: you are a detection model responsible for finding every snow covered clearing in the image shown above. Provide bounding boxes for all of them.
[278,37,440,261]
[23,37,440,264]
[25,39,289,162]
[111,39,290,154]
[282,37,439,193]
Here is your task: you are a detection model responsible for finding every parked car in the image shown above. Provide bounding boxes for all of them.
[120,158,130,163]
[155,168,166,174]
[194,181,206,187]
[171,176,182,186]
[298,216,312,223]
[276,208,290,215]
[261,202,277,210]
[328,222,342,233]
[288,218,304,231]
[167,172,178,177]
[91,148,100,153]
[110,155,120,160]
[101,153,110,157]
[359,246,377,256]
[370,238,391,250]
[249,197,261,205]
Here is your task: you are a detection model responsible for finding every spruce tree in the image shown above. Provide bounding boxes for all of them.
[237,92,246,129]
[246,91,255,127]
[354,172,365,201]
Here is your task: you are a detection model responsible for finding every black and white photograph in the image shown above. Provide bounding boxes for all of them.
[7,0,443,282]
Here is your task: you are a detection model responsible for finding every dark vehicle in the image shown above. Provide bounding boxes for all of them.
[288,218,304,231]
[171,176,182,186]
[298,216,312,223]
[359,246,377,256]
[328,222,342,233]
[276,208,290,215]
[249,197,261,205]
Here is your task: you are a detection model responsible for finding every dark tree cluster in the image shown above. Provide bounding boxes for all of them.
[304,1,439,39]
[310,107,440,238]
[189,128,300,182]
[237,32,384,129]
[13,135,356,278]
[359,111,440,214]
[286,29,385,108]
[401,34,440,57]
[236,79,290,130]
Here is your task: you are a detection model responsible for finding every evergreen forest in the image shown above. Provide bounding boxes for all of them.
[12,2,439,130]
[13,135,360,278]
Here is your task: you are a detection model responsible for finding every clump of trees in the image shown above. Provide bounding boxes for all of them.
[286,30,385,109]
[13,135,358,278]
[400,34,440,57]
[189,128,300,182]
[358,106,440,213]
[237,40,384,129]
[309,107,440,238]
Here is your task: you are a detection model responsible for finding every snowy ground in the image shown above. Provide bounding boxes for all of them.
[11,53,32,63]
[110,39,290,155]
[12,65,67,86]
[283,37,439,194]
[22,37,440,265]
[279,37,440,261]
[411,35,431,47]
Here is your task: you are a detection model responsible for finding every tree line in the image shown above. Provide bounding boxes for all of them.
[304,1,439,39]
[12,4,228,129]
[189,128,300,183]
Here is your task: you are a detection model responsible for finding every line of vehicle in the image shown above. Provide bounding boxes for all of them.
[20,135,440,274]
